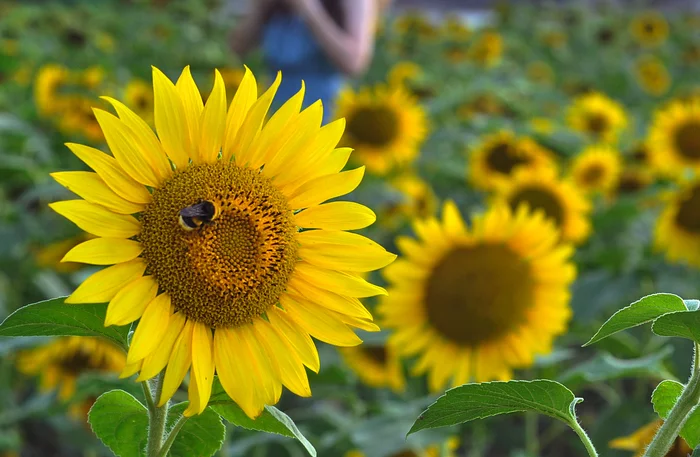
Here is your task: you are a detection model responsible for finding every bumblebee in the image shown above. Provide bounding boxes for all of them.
[178,200,219,231]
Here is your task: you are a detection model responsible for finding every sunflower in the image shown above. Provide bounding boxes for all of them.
[540,30,567,50]
[634,55,671,97]
[81,66,105,91]
[441,14,471,41]
[566,92,628,144]
[58,96,105,143]
[345,437,459,457]
[34,63,71,117]
[380,201,574,390]
[50,66,395,418]
[610,420,691,457]
[388,171,438,221]
[568,145,622,195]
[529,117,556,135]
[340,344,405,392]
[468,31,503,67]
[467,131,556,191]
[16,336,126,401]
[336,84,428,175]
[457,93,512,120]
[493,167,591,244]
[444,42,469,64]
[654,179,700,267]
[125,79,154,125]
[526,61,555,86]
[647,97,700,176]
[201,68,247,105]
[614,168,654,196]
[387,61,422,87]
[33,233,93,273]
[630,11,669,48]
[393,12,437,40]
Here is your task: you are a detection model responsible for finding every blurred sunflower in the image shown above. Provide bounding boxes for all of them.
[614,168,653,196]
[340,344,405,392]
[336,84,427,175]
[566,92,628,144]
[655,179,700,267]
[441,14,471,41]
[493,167,591,244]
[683,43,700,66]
[596,25,617,46]
[380,201,575,389]
[33,233,93,273]
[648,97,700,176]
[394,12,437,39]
[81,66,105,91]
[610,420,691,457]
[540,29,567,50]
[345,438,459,457]
[468,131,556,191]
[529,117,556,135]
[388,171,438,221]
[630,11,669,48]
[568,145,622,195]
[526,61,555,86]
[634,55,671,97]
[125,79,154,125]
[50,66,395,418]
[457,93,511,120]
[59,96,104,143]
[468,31,503,67]
[444,42,469,64]
[16,336,125,401]
[387,61,422,87]
[204,68,247,104]
[34,63,71,116]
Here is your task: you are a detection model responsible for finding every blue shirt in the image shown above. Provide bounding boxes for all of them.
[262,13,344,121]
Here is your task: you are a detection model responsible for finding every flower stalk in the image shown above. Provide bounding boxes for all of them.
[145,372,169,457]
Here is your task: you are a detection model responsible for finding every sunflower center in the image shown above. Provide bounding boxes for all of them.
[136,95,150,110]
[508,186,565,226]
[580,164,605,186]
[485,142,529,174]
[586,113,609,135]
[675,185,700,234]
[363,346,388,364]
[140,162,298,328]
[346,106,399,147]
[424,245,534,345]
[673,122,700,159]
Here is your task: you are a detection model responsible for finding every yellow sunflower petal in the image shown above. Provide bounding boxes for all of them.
[137,312,187,381]
[62,237,142,265]
[287,166,365,209]
[120,360,143,379]
[239,324,281,405]
[50,171,145,215]
[294,262,387,297]
[222,67,257,161]
[294,202,376,230]
[105,275,158,326]
[186,322,214,415]
[297,230,396,272]
[127,294,172,364]
[66,143,151,204]
[281,294,362,346]
[198,69,227,164]
[65,258,146,304]
[153,66,191,169]
[287,279,372,319]
[49,200,140,238]
[158,319,194,406]
[175,66,203,162]
[267,307,320,373]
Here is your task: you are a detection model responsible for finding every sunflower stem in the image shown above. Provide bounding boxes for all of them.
[525,412,539,456]
[570,420,598,457]
[643,344,700,457]
[146,372,169,457]
[156,414,189,457]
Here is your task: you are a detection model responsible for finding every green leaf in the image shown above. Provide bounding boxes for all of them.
[408,380,582,435]
[692,446,700,457]
[88,390,148,457]
[209,379,316,456]
[0,297,130,350]
[652,310,700,344]
[584,293,686,347]
[166,403,225,457]
[558,346,675,387]
[652,380,700,448]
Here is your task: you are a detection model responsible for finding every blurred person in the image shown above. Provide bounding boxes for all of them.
[230,0,382,118]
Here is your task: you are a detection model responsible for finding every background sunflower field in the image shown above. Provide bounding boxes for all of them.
[2,0,700,456]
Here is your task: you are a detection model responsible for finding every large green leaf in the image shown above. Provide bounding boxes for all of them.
[558,346,675,387]
[652,380,700,448]
[408,380,582,435]
[0,298,129,350]
[584,293,686,347]
[166,403,225,457]
[209,378,316,456]
[88,390,148,457]
[652,310,700,344]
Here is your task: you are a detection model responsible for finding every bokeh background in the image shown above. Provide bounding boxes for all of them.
[3,0,700,456]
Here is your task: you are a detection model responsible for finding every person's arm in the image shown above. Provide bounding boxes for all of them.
[229,0,273,56]
[291,0,377,77]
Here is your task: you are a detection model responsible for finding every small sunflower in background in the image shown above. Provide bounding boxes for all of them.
[345,438,460,457]
[614,168,654,197]
[610,420,691,457]
[568,145,622,195]
[655,178,700,267]
[124,78,154,125]
[33,233,93,273]
[50,66,395,418]
[526,61,555,86]
[468,30,503,68]
[468,130,556,191]
[386,61,434,100]
[380,202,575,389]
[457,93,511,120]
[540,29,567,50]
[386,171,438,222]
[683,42,700,66]
[630,10,669,48]
[441,14,471,41]
[34,63,71,117]
[648,97,700,176]
[58,96,105,143]
[16,336,126,401]
[493,167,592,244]
[336,84,428,175]
[634,55,671,97]
[596,25,617,46]
[566,92,628,144]
[393,11,438,40]
[529,117,556,135]
[444,42,470,64]
[80,65,105,91]
[340,344,405,393]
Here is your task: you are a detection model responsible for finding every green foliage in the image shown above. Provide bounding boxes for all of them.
[652,310,700,344]
[0,297,129,349]
[652,380,700,448]
[88,390,148,457]
[167,402,225,457]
